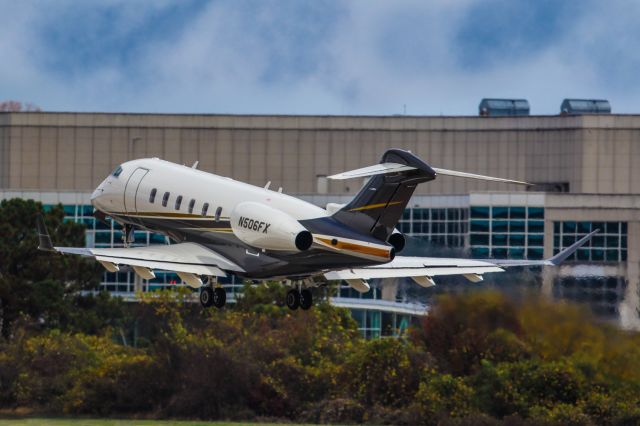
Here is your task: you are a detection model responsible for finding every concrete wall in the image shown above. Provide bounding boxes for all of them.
[1,112,640,195]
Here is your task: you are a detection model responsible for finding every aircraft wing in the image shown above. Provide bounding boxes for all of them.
[37,216,243,284]
[325,230,598,290]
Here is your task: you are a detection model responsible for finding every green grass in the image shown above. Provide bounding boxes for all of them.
[0,420,312,426]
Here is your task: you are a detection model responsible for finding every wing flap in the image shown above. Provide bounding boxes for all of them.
[54,242,244,277]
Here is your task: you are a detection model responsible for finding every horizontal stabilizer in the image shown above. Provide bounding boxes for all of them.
[432,167,531,186]
[328,162,417,180]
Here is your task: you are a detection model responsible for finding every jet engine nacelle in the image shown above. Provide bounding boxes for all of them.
[230,201,313,251]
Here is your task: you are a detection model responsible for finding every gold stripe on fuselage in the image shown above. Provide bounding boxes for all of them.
[315,237,391,259]
[348,201,402,212]
[110,211,229,220]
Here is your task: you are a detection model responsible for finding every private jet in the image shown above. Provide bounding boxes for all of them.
[37,149,596,310]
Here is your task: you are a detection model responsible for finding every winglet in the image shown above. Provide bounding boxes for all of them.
[36,214,54,251]
[548,229,599,265]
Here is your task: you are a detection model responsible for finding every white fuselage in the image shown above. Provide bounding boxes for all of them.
[89,158,394,279]
[91,158,328,222]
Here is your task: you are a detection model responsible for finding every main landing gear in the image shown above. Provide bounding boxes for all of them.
[199,277,226,309]
[286,287,313,311]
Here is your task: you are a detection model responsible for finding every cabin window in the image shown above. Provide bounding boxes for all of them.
[162,192,170,207]
[111,165,123,177]
[149,188,157,203]
[188,199,196,214]
[175,195,183,210]
[215,206,223,222]
[202,202,209,216]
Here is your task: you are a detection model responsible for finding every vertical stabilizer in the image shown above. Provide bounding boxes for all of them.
[331,149,436,241]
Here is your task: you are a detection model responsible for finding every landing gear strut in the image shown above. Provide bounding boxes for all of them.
[199,277,226,309]
[286,285,313,311]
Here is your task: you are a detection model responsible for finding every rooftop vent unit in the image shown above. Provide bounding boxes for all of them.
[479,98,530,117]
[560,99,611,115]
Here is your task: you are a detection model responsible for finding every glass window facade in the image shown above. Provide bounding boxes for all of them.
[553,221,627,262]
[470,205,545,259]
[398,207,468,247]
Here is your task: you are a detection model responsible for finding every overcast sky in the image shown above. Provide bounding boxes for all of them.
[1,0,639,115]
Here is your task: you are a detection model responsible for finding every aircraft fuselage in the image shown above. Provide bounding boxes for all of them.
[90,158,395,279]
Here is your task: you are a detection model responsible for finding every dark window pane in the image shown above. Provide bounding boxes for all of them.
[150,233,166,244]
[471,206,489,219]
[563,221,577,233]
[592,236,604,248]
[471,220,489,232]
[162,192,170,207]
[470,234,489,245]
[492,221,508,232]
[527,248,544,260]
[510,207,526,219]
[528,207,544,219]
[509,234,525,246]
[492,248,508,258]
[578,222,591,234]
[447,209,459,220]
[493,206,509,219]
[510,221,526,233]
[492,234,508,246]
[621,236,627,249]
[528,220,544,233]
[175,195,183,210]
[149,188,157,203]
[509,248,525,259]
[201,202,209,216]
[606,250,619,262]
[402,209,411,220]
[554,222,560,233]
[621,222,628,234]
[606,222,620,234]
[592,249,605,261]
[528,234,544,247]
[577,249,590,261]
[606,236,619,248]
[188,199,195,214]
[563,235,577,246]
[471,247,489,258]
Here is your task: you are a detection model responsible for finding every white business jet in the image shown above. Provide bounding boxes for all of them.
[37,149,596,310]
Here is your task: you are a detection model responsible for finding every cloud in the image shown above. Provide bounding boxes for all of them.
[0,0,638,114]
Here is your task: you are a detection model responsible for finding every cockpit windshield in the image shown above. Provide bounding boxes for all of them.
[111,165,123,177]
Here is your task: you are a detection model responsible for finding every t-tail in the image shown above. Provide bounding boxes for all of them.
[329,149,531,243]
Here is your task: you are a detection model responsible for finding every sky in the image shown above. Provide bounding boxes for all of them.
[1,0,639,116]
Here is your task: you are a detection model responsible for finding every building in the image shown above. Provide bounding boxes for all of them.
[2,112,640,330]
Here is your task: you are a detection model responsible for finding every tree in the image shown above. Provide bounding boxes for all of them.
[0,100,41,112]
[0,199,101,338]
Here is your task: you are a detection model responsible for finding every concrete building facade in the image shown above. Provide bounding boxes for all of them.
[2,112,640,329]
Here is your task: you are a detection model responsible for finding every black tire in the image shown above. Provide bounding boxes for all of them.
[213,287,227,308]
[300,288,313,310]
[200,286,214,308]
[286,289,300,310]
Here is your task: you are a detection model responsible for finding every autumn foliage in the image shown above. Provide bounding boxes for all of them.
[1,199,640,424]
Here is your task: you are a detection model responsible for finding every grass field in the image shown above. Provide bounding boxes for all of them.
[0,420,313,426]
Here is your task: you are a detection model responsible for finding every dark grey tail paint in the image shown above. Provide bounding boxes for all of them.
[331,149,436,241]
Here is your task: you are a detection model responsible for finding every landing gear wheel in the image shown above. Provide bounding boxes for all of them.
[200,286,214,308]
[286,289,300,310]
[300,289,313,310]
[213,287,226,308]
